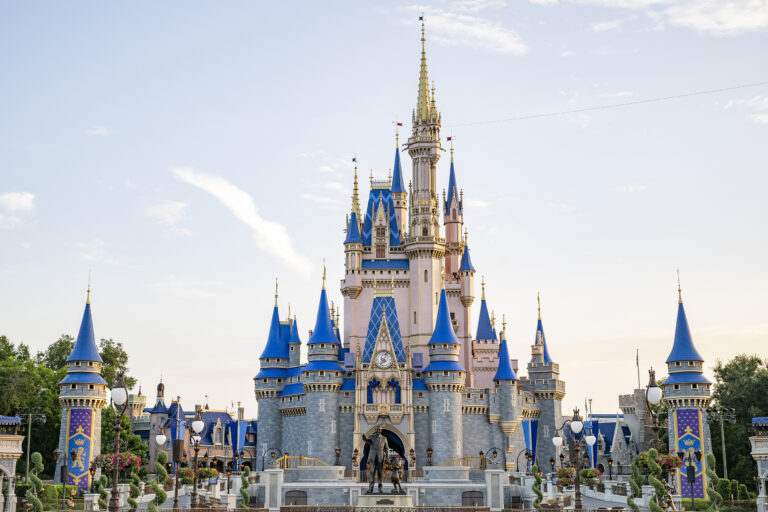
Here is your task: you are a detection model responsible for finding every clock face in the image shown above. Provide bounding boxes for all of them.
[375,351,393,368]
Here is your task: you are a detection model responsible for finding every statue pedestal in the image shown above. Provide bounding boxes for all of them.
[357,493,414,508]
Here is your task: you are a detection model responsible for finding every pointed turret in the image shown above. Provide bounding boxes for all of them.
[531,294,553,363]
[459,242,475,273]
[444,151,462,214]
[259,305,288,359]
[391,147,406,194]
[476,278,496,342]
[416,18,432,125]
[428,288,461,347]
[494,339,517,381]
[307,282,339,346]
[344,211,363,244]
[288,317,302,367]
[665,290,703,363]
[66,293,103,364]
[391,144,408,236]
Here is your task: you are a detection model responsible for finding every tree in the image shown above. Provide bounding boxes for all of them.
[101,406,147,459]
[36,335,75,370]
[711,354,768,492]
[98,338,136,389]
[0,335,16,359]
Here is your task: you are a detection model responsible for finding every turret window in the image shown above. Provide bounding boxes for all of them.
[75,362,81,367]
[675,362,681,367]
[688,361,695,366]
[691,384,698,389]
[71,384,77,390]
[424,270,428,282]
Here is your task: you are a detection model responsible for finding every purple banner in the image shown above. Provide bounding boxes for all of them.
[66,409,94,492]
[673,409,707,499]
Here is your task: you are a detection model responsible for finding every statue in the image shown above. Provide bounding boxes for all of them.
[390,456,404,494]
[362,426,390,494]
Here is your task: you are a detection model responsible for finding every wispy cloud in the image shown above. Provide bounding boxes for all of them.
[153,275,223,299]
[299,151,353,177]
[547,201,575,214]
[725,96,768,124]
[141,200,192,236]
[463,198,492,210]
[529,0,559,5]
[74,239,121,266]
[0,191,35,212]
[598,91,634,98]
[173,167,313,276]
[592,19,624,31]
[402,5,528,55]
[451,0,507,11]
[85,126,110,136]
[299,193,346,210]
[575,0,768,35]
[616,184,649,193]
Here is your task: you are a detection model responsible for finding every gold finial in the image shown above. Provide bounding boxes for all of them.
[287,302,291,320]
[416,14,431,123]
[393,121,401,147]
[441,269,445,289]
[481,276,486,301]
[448,135,454,163]
[274,278,279,307]
[537,292,541,320]
[86,270,91,304]
[370,169,374,187]
[491,310,496,329]
[677,269,683,304]
[352,157,361,218]
[502,314,507,336]
[322,259,327,290]
[330,301,335,318]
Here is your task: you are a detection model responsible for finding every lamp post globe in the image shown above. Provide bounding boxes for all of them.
[155,434,166,446]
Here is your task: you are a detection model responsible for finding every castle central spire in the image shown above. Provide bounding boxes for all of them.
[416,17,431,124]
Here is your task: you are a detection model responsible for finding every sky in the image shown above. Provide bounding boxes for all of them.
[1,0,766,419]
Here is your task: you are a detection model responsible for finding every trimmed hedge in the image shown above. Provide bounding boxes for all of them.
[681,498,712,511]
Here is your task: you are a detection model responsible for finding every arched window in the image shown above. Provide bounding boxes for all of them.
[462,492,484,506]
[424,270,428,283]
[285,491,307,505]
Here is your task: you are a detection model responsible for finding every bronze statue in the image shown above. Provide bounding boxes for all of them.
[362,425,390,494]
[390,456,404,494]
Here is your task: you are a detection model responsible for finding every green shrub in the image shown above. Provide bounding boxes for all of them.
[682,498,711,511]
[730,480,739,501]
[717,479,732,500]
[15,483,34,497]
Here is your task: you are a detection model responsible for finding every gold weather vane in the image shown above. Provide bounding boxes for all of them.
[447,135,455,162]
[502,314,507,338]
[86,271,91,304]
[274,278,279,307]
[481,276,486,301]
[322,259,327,290]
[677,269,683,304]
[491,310,496,329]
[393,121,403,146]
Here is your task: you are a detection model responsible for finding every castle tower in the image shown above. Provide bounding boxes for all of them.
[443,145,464,278]
[472,278,500,389]
[54,287,107,490]
[523,296,564,470]
[494,335,519,469]
[406,19,446,359]
[254,282,289,472]
[342,164,364,351]
[302,270,344,464]
[424,284,465,466]
[458,235,476,380]
[391,141,407,237]
[663,280,712,500]
[144,380,169,467]
[288,317,302,367]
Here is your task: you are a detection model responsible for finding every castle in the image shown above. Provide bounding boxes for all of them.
[253,19,564,478]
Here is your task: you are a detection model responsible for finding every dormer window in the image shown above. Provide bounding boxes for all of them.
[688,361,695,366]
[75,362,81,367]
[675,362,681,367]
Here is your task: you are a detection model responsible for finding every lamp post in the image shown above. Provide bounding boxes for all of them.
[515,449,530,474]
[645,368,664,450]
[479,447,501,471]
[16,407,46,484]
[678,449,702,512]
[189,408,206,508]
[264,448,283,471]
[552,407,594,511]
[670,468,677,494]
[335,448,341,466]
[89,466,96,493]
[607,458,613,481]
[426,448,433,466]
[707,405,736,479]
[108,372,129,512]
[54,448,77,509]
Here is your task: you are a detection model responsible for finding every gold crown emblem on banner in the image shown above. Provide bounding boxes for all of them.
[683,439,695,447]
[75,438,86,446]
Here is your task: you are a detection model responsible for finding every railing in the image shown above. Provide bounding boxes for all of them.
[274,455,329,469]
[353,469,423,483]
[612,484,628,496]
[440,456,487,469]
[281,507,489,512]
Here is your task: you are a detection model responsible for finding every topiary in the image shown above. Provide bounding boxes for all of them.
[716,479,731,501]
[729,480,739,501]
[239,466,251,508]
[94,475,108,510]
[704,454,722,512]
[127,469,140,511]
[627,459,643,511]
[147,451,169,512]
[737,484,748,501]
[25,452,44,512]
[531,465,543,510]
[645,448,667,512]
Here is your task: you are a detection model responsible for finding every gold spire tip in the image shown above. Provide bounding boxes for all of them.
[537,292,541,320]
[274,278,279,307]
[86,270,91,304]
[481,276,486,301]
[322,260,327,290]
[677,269,683,304]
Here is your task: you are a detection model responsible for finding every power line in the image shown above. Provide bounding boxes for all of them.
[450,80,768,128]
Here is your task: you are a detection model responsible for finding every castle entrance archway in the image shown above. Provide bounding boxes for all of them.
[361,425,409,471]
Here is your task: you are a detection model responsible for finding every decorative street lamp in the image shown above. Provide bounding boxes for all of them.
[515,449,530,474]
[426,448,433,466]
[551,407,594,510]
[89,466,96,493]
[263,448,283,471]
[54,448,77,509]
[645,368,664,450]
[678,449,702,512]
[670,468,677,494]
[479,447,502,471]
[607,458,613,480]
[108,372,129,512]
[189,407,206,507]
[335,448,341,466]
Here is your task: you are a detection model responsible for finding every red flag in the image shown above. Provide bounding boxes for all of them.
[396,122,403,126]
[447,136,452,141]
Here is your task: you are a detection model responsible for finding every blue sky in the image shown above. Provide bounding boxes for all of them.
[1,0,766,417]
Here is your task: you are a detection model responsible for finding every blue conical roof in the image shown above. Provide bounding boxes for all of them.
[494,339,518,381]
[476,299,495,341]
[391,148,406,194]
[429,289,460,345]
[67,302,103,363]
[289,319,302,344]
[260,306,289,359]
[459,245,476,272]
[666,302,703,362]
[344,212,363,244]
[534,318,553,364]
[307,289,340,345]
[444,161,462,213]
